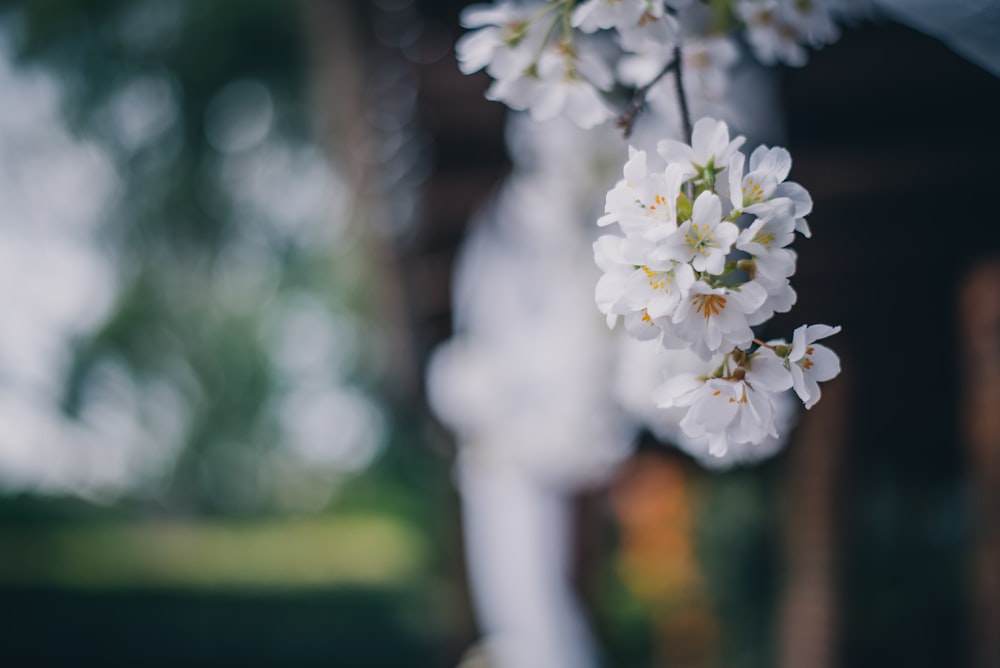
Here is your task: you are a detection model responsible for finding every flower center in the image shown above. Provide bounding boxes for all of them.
[743,177,766,206]
[800,346,815,369]
[684,223,716,254]
[642,193,674,223]
[643,266,674,292]
[753,230,775,248]
[691,293,727,319]
[638,11,658,27]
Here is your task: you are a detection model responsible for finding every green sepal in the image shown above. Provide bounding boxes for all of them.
[676,191,693,221]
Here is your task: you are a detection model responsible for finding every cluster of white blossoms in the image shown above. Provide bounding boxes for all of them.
[457,0,865,130]
[454,1,848,463]
[594,117,840,456]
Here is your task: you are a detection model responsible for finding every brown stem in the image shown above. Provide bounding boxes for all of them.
[615,57,678,138]
[753,338,778,350]
[672,45,693,145]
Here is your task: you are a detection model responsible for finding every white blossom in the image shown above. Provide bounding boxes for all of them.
[728,145,814,236]
[735,200,796,285]
[785,324,841,408]
[487,38,616,129]
[736,0,841,67]
[600,149,686,242]
[594,234,643,326]
[657,117,746,179]
[625,258,697,319]
[572,0,650,34]
[456,1,546,78]
[654,191,738,275]
[670,280,767,359]
[653,350,792,457]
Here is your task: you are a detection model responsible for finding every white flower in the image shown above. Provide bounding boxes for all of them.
[572,0,649,34]
[653,350,792,457]
[747,280,796,326]
[624,309,668,341]
[594,234,664,324]
[600,148,685,241]
[735,200,797,285]
[456,1,545,77]
[594,234,635,328]
[585,118,840,453]
[679,36,740,100]
[617,11,679,54]
[783,0,840,49]
[654,191,738,275]
[736,0,840,67]
[625,258,696,319]
[727,150,778,211]
[488,38,616,129]
[677,387,797,468]
[619,34,739,105]
[728,146,814,236]
[785,324,841,408]
[657,117,746,180]
[670,280,767,359]
[747,145,813,236]
[734,203,799,325]
[595,233,696,330]
[736,0,810,66]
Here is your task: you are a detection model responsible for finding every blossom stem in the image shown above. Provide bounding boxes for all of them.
[753,338,778,350]
[532,6,570,65]
[671,44,696,201]
[560,2,573,38]
[615,57,678,138]
[672,45,693,145]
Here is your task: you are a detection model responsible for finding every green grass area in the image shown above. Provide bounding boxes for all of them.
[0,513,428,589]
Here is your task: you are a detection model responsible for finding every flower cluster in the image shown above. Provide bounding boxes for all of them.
[457,0,862,130]
[594,117,840,454]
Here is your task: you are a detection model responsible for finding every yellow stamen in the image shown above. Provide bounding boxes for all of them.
[692,293,727,319]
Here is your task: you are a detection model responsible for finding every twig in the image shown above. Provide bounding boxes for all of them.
[615,57,678,138]
[671,45,693,144]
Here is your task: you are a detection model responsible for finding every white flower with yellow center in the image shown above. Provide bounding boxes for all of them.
[625,258,696,319]
[736,200,796,285]
[785,324,841,408]
[624,310,663,341]
[653,351,792,456]
[734,198,799,328]
[726,150,778,211]
[595,233,696,340]
[655,191,738,275]
[728,145,814,236]
[600,149,685,241]
[670,280,767,359]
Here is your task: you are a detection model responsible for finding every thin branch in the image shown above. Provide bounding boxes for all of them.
[615,57,677,139]
[671,45,693,144]
[753,338,778,351]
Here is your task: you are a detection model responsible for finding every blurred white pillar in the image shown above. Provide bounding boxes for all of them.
[458,453,598,668]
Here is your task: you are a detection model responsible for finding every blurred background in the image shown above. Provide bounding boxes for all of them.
[0,0,998,666]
